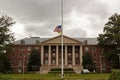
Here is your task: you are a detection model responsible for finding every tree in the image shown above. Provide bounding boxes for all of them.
[28,49,41,71]
[0,13,15,73]
[108,69,120,80]
[0,53,11,73]
[82,51,95,72]
[97,13,120,69]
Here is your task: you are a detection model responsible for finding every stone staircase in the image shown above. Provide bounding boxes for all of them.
[39,66,51,74]
[73,66,83,74]
[39,65,83,74]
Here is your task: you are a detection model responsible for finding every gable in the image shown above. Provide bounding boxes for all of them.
[41,35,82,44]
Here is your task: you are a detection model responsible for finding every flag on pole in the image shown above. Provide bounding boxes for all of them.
[54,25,62,34]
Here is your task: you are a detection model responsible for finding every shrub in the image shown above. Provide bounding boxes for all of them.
[48,68,75,74]
[108,69,120,80]
[48,71,76,74]
[0,74,8,80]
[50,68,74,71]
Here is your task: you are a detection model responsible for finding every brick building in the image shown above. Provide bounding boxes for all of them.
[7,35,111,73]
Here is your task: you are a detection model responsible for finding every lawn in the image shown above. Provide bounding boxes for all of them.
[1,73,109,80]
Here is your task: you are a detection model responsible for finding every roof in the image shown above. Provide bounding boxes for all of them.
[75,38,98,45]
[41,35,83,44]
[13,36,98,45]
[13,37,49,45]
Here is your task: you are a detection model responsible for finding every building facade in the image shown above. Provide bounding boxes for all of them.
[7,35,110,73]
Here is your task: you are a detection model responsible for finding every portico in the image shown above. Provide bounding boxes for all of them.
[40,35,83,73]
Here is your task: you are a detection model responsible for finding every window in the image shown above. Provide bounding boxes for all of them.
[28,47,31,51]
[11,53,14,57]
[52,60,56,65]
[68,60,72,64]
[18,60,22,66]
[94,61,97,65]
[45,60,48,65]
[93,53,97,58]
[85,47,89,51]
[12,48,15,51]
[75,60,79,64]
[35,47,39,50]
[102,68,106,70]
[10,60,14,65]
[21,40,25,44]
[68,53,71,56]
[26,60,29,64]
[93,47,96,51]
[19,53,23,57]
[75,48,79,51]
[103,61,106,67]
[75,53,79,58]
[18,68,22,73]
[36,40,40,44]
[45,53,48,57]
[20,47,23,51]
[27,53,30,57]
[52,48,56,51]
[52,53,56,57]
[59,59,61,64]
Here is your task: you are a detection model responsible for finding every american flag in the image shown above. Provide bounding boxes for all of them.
[54,25,62,34]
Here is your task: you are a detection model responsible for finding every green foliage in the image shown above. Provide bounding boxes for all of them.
[0,14,15,52]
[98,13,120,47]
[50,68,74,71]
[1,74,109,80]
[28,49,41,71]
[48,71,76,74]
[108,69,120,80]
[0,13,15,73]
[82,52,95,72]
[97,13,120,69]
[0,53,11,74]
[48,68,75,74]
[0,74,4,79]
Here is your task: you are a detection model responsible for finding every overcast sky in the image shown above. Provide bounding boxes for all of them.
[0,0,120,40]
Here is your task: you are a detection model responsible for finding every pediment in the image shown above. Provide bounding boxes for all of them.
[41,35,82,44]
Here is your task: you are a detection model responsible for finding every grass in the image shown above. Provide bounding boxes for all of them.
[1,73,109,80]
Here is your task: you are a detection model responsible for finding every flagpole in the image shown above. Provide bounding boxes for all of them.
[61,0,64,78]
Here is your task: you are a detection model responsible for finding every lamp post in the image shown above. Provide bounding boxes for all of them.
[117,54,120,69]
[100,55,102,74]
[23,55,25,74]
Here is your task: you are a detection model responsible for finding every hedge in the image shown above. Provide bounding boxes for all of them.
[108,69,120,80]
[50,68,74,71]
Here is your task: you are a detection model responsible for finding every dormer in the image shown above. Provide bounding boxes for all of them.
[21,40,25,44]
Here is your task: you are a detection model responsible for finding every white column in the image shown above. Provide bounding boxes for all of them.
[65,45,67,66]
[49,45,51,65]
[72,45,75,65]
[56,46,59,65]
[80,45,83,66]
[41,45,44,65]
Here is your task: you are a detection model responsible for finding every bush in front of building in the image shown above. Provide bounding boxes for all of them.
[48,71,76,74]
[82,52,95,72]
[108,69,120,80]
[0,53,11,74]
[48,68,76,74]
[0,74,9,80]
[50,68,74,71]
[27,49,41,71]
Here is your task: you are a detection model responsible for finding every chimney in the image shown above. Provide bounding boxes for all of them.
[84,40,88,45]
